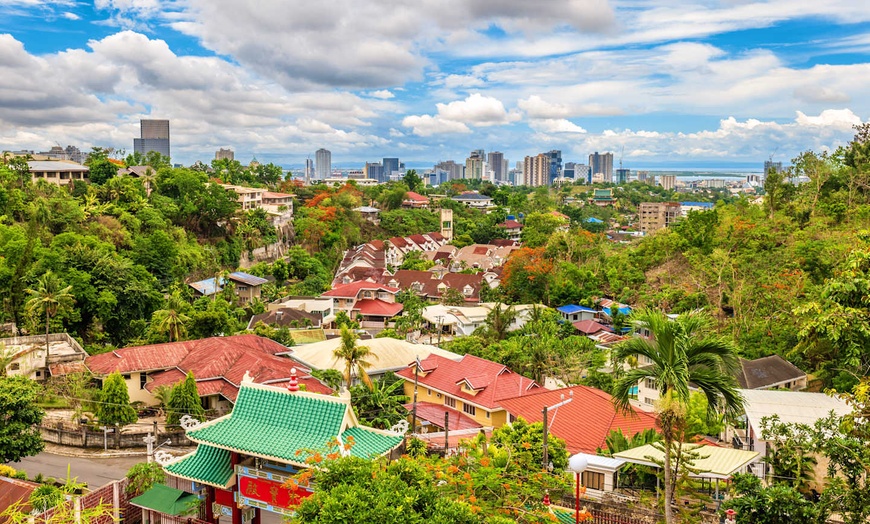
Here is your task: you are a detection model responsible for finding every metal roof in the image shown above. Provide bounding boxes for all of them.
[614,443,760,479]
[740,389,851,430]
[27,160,88,172]
[569,452,627,472]
[228,272,269,286]
[557,304,596,314]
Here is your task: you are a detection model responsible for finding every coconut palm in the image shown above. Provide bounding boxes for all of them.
[333,326,377,390]
[611,309,742,524]
[25,271,75,367]
[150,292,190,342]
[482,302,517,342]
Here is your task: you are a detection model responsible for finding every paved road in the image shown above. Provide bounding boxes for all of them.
[11,452,143,488]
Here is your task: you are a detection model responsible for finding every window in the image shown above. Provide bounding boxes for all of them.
[645,378,656,389]
[140,373,147,390]
[10,363,19,371]
[644,397,654,405]
[582,471,605,491]
[485,411,490,419]
[122,374,131,380]
[35,371,42,378]
[463,403,476,416]
[444,396,456,409]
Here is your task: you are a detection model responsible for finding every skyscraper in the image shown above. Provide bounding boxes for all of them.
[465,151,484,179]
[523,154,549,187]
[365,162,385,182]
[545,150,562,184]
[588,152,614,182]
[487,151,505,182]
[304,158,315,183]
[660,174,676,191]
[382,158,400,180]
[315,148,331,180]
[615,168,630,184]
[133,119,170,159]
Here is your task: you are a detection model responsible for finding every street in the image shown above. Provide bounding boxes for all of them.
[11,451,142,489]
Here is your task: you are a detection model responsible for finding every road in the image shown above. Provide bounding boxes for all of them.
[11,451,142,488]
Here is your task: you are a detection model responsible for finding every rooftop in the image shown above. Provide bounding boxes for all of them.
[287,337,461,376]
[740,389,851,430]
[737,355,806,389]
[614,443,760,479]
[27,160,88,172]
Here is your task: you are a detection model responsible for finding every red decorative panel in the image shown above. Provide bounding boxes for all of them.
[237,476,312,510]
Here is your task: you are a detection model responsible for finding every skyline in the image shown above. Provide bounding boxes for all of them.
[0,1,868,167]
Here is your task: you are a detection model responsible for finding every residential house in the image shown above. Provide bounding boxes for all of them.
[421,303,541,338]
[287,337,462,386]
[498,219,523,242]
[354,206,381,224]
[737,355,807,391]
[448,244,518,272]
[557,304,598,323]
[85,334,331,413]
[266,296,335,325]
[451,191,494,210]
[219,184,265,210]
[261,191,295,233]
[116,165,156,194]
[189,271,270,304]
[396,354,542,431]
[638,202,681,234]
[2,333,87,381]
[320,281,403,328]
[402,191,430,208]
[384,269,486,304]
[246,308,323,330]
[27,160,88,186]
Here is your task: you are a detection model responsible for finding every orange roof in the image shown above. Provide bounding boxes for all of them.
[405,401,482,431]
[396,354,541,410]
[321,281,400,298]
[353,299,403,317]
[498,386,658,454]
[404,191,430,202]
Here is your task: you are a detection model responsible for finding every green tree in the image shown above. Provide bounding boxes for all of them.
[25,271,75,366]
[722,473,827,524]
[520,212,566,248]
[149,291,190,342]
[440,287,466,306]
[480,303,516,342]
[333,326,376,390]
[350,373,409,429]
[403,169,422,192]
[612,309,743,524]
[166,371,206,425]
[491,417,568,472]
[125,462,165,496]
[95,371,138,427]
[0,375,45,462]
[85,147,118,185]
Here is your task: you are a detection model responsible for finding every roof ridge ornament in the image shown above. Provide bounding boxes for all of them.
[180,415,202,431]
[287,368,299,392]
[242,370,253,383]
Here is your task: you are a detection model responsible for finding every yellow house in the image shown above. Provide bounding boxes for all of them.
[396,353,542,431]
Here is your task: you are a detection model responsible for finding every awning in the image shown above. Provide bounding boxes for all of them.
[129,484,200,516]
[613,443,759,480]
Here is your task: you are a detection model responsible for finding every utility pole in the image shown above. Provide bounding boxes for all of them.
[444,411,449,453]
[542,405,549,471]
[411,356,420,434]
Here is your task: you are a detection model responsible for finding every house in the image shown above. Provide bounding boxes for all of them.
[448,244,518,272]
[2,333,87,381]
[402,191,430,208]
[116,165,156,194]
[320,281,403,328]
[557,304,598,323]
[451,191,494,210]
[396,354,542,430]
[498,219,523,241]
[737,355,807,391]
[354,206,381,224]
[85,334,331,413]
[246,307,322,330]
[0,476,39,519]
[261,191,295,230]
[158,376,403,522]
[218,184,265,210]
[498,385,658,455]
[384,269,486,303]
[27,160,88,185]
[287,337,462,386]
[189,271,270,304]
[421,303,541,338]
[265,296,335,325]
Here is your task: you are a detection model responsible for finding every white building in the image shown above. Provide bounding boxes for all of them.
[315,148,331,180]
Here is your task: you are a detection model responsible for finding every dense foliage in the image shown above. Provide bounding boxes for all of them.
[0,375,45,462]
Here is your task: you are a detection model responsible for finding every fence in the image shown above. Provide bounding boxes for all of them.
[39,424,192,449]
[39,478,142,524]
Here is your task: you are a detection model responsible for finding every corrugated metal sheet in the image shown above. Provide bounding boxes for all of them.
[614,443,759,479]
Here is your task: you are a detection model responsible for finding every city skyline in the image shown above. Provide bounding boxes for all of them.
[0,1,867,167]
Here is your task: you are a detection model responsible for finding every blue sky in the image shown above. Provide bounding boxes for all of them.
[0,0,868,169]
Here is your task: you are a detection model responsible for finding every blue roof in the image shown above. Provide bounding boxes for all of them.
[557,304,596,314]
[679,201,715,208]
[585,217,604,223]
[602,306,632,316]
[189,277,224,296]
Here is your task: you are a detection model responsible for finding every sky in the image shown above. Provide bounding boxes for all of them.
[0,0,868,169]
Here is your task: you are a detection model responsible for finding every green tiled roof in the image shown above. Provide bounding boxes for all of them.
[130,484,199,515]
[188,385,395,464]
[165,444,234,488]
[342,427,403,459]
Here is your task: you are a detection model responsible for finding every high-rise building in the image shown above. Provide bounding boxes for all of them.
[215,148,234,161]
[660,174,676,191]
[382,158,400,179]
[639,202,681,234]
[563,162,576,179]
[304,158,315,183]
[636,170,649,183]
[574,164,591,184]
[764,160,783,179]
[588,152,613,182]
[487,151,505,182]
[545,150,562,184]
[133,119,170,159]
[365,162,385,182]
[523,154,549,187]
[615,168,630,184]
[315,148,331,180]
[434,160,464,181]
[465,151,484,180]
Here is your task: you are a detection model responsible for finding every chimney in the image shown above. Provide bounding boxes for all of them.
[287,368,299,392]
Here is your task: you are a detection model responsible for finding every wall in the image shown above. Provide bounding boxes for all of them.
[403,380,505,428]
[39,425,192,449]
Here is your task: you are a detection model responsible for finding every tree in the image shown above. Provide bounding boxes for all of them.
[403,169,422,192]
[722,473,827,524]
[491,417,568,472]
[150,291,190,342]
[520,212,566,248]
[25,271,75,365]
[125,462,165,496]
[481,303,517,342]
[166,372,206,426]
[85,147,118,185]
[611,309,743,524]
[95,372,138,427]
[0,375,45,462]
[763,166,788,220]
[440,287,466,306]
[350,373,409,429]
[333,326,376,390]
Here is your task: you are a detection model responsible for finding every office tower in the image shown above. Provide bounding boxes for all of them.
[315,148,331,180]
[636,170,649,183]
[133,119,170,159]
[660,174,676,191]
[563,162,576,179]
[615,168,630,184]
[544,150,562,184]
[465,150,484,179]
[382,157,400,179]
[304,158,315,183]
[488,151,505,182]
[588,152,614,182]
[215,148,234,161]
[365,162,385,182]
[434,160,464,181]
[522,154,549,187]
[574,164,591,184]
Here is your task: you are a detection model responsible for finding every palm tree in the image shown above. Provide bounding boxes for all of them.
[611,309,742,524]
[150,292,190,342]
[333,326,377,390]
[25,271,75,369]
[483,302,517,342]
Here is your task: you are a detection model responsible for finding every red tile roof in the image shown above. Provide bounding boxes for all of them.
[572,320,612,335]
[405,401,482,431]
[404,191,430,203]
[396,354,541,411]
[320,281,400,298]
[86,340,195,375]
[353,299,404,317]
[388,236,409,248]
[498,386,658,454]
[499,220,523,229]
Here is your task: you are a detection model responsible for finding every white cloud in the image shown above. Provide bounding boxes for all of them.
[794,109,862,128]
[368,90,395,99]
[401,114,472,137]
[530,118,587,134]
[402,93,519,136]
[61,11,80,20]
